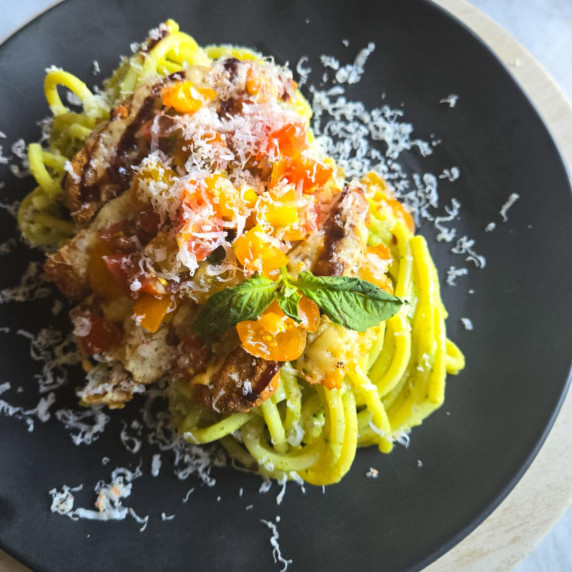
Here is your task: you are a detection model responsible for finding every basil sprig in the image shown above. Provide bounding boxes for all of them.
[275,279,303,323]
[192,275,277,338]
[192,268,403,338]
[296,271,403,332]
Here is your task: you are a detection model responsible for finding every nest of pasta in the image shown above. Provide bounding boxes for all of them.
[19,20,464,485]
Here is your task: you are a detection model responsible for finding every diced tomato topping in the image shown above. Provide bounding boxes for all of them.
[78,314,122,355]
[237,301,307,361]
[270,156,333,193]
[177,182,223,262]
[298,296,320,333]
[162,81,217,114]
[88,241,127,300]
[204,175,257,221]
[102,253,138,294]
[368,243,392,260]
[265,123,307,158]
[133,293,172,333]
[178,218,224,263]
[98,221,138,253]
[232,226,288,277]
[359,267,394,294]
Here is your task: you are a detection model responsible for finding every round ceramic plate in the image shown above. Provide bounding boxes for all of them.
[0,1,571,571]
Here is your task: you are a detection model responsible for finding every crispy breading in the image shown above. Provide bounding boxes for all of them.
[64,75,183,225]
[193,346,282,414]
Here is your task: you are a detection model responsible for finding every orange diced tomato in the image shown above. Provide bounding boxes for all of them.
[280,227,307,241]
[133,294,172,333]
[270,156,333,193]
[181,181,211,209]
[102,253,136,294]
[359,266,394,294]
[256,187,299,228]
[178,183,224,262]
[245,69,265,97]
[178,218,223,263]
[138,275,167,297]
[245,68,280,103]
[88,241,126,300]
[298,296,320,333]
[205,175,257,220]
[361,243,394,292]
[236,301,307,361]
[267,123,307,157]
[78,314,122,355]
[162,81,217,114]
[232,226,288,277]
[368,243,392,260]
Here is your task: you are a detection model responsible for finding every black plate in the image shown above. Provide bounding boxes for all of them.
[1,1,571,571]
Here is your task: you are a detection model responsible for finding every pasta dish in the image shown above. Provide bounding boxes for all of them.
[18,20,464,485]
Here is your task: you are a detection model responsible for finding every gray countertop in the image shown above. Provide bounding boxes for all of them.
[0,1,570,571]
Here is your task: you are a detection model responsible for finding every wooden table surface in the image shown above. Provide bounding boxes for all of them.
[1,1,571,571]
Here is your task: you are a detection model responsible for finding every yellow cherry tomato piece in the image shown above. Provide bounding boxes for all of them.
[368,243,392,260]
[88,241,125,300]
[133,293,172,333]
[162,81,216,114]
[256,187,299,228]
[298,296,320,333]
[233,226,288,277]
[237,302,307,361]
[205,175,257,221]
[359,266,394,294]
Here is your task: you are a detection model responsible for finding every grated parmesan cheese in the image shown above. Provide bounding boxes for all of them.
[450,236,486,268]
[260,517,292,572]
[334,42,375,84]
[49,467,149,531]
[0,262,51,304]
[151,453,162,477]
[499,192,520,222]
[182,488,195,503]
[439,94,459,108]
[446,266,468,286]
[9,138,30,178]
[56,407,109,446]
[438,167,460,182]
[460,317,474,331]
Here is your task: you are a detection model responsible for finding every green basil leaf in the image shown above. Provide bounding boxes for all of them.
[276,282,302,322]
[192,275,278,338]
[295,271,402,332]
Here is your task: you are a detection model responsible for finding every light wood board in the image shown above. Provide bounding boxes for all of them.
[1,1,571,571]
